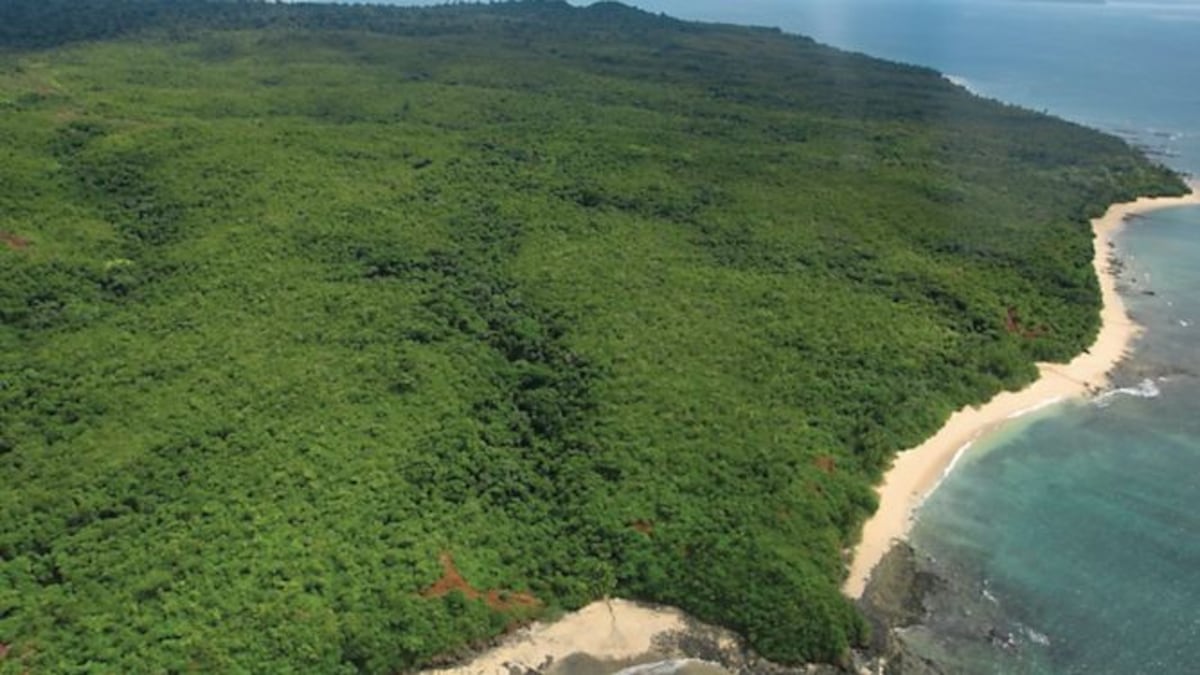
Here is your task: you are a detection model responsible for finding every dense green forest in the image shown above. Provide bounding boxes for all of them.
[0,0,1185,671]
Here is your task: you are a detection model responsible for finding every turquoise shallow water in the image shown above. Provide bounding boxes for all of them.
[387,1,1200,671]
[907,203,1200,673]
[600,2,1200,672]
[760,1,1200,672]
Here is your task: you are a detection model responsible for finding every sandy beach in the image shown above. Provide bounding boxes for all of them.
[422,598,737,675]
[427,183,1200,673]
[842,180,1200,598]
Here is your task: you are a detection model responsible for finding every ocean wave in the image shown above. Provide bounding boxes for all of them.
[1092,378,1161,408]
[982,587,998,605]
[911,440,976,516]
[943,74,976,94]
[1006,396,1064,420]
[943,440,972,478]
[1021,624,1052,647]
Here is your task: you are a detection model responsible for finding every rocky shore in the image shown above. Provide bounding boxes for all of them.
[422,547,947,675]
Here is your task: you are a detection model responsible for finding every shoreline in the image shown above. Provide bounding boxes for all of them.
[421,183,1200,674]
[421,598,742,675]
[842,180,1200,598]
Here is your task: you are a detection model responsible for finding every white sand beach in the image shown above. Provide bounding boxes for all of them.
[426,182,1200,673]
[842,180,1200,597]
[422,598,736,675]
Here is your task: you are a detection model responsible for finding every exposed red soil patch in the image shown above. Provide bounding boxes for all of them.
[813,455,836,474]
[1,232,30,251]
[630,519,655,536]
[421,552,540,612]
[0,642,7,659]
[1004,306,1045,339]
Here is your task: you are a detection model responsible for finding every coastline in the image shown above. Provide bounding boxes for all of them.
[422,184,1200,675]
[842,180,1200,598]
[421,599,742,675]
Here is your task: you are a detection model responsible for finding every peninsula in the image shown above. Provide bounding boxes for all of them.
[0,1,1187,672]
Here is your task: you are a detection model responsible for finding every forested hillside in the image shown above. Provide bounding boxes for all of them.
[0,0,1185,672]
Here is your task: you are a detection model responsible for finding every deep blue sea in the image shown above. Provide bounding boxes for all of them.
[598,1,1200,672]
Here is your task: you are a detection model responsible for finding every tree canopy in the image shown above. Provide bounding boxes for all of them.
[0,1,1185,672]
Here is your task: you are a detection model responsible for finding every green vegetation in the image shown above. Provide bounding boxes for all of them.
[0,1,1185,671]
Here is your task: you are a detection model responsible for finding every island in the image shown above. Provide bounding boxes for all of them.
[0,1,1187,672]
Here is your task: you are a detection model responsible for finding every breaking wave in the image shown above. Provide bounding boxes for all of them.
[943,74,976,94]
[1092,378,1161,408]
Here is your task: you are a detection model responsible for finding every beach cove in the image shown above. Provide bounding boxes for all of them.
[1,1,1197,673]
[423,186,1200,674]
[417,1,1200,672]
[843,180,1200,598]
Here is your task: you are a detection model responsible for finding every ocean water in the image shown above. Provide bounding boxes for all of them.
[904,205,1200,674]
[742,1,1200,673]
[625,0,1200,175]
[613,1,1200,672]
[365,1,1197,672]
